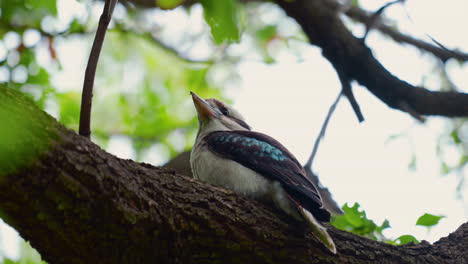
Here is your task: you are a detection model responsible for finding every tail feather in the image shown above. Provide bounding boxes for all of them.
[299,206,337,254]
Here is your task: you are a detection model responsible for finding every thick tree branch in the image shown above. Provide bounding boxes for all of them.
[120,0,468,118]
[121,0,468,63]
[79,0,118,138]
[1,89,466,263]
[275,0,468,118]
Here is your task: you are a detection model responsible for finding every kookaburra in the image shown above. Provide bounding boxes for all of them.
[190,92,336,254]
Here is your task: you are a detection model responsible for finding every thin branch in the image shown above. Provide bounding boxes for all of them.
[436,60,460,93]
[338,69,365,123]
[399,100,426,123]
[123,0,468,63]
[79,0,119,138]
[345,6,468,63]
[303,89,345,215]
[112,23,215,64]
[304,91,342,170]
[361,0,403,41]
[278,0,468,118]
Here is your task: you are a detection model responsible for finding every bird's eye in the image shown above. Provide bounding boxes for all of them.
[220,107,229,115]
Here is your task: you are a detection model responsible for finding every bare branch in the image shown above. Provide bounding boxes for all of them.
[112,23,215,64]
[398,100,426,123]
[345,6,468,63]
[79,0,119,138]
[120,0,468,63]
[277,0,468,118]
[338,69,364,122]
[361,0,403,41]
[304,91,342,170]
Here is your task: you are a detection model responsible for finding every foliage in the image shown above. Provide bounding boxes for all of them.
[0,0,228,162]
[0,241,46,264]
[437,120,468,199]
[0,88,55,177]
[200,0,241,45]
[331,203,390,242]
[393,234,419,245]
[156,0,184,10]
[331,203,446,245]
[416,213,445,228]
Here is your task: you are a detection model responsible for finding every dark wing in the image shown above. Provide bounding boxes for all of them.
[204,130,330,222]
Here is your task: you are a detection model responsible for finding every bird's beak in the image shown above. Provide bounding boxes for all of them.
[191,91,218,122]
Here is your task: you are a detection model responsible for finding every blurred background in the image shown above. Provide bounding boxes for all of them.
[0,0,467,262]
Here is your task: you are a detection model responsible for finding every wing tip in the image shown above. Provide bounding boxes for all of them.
[300,207,337,254]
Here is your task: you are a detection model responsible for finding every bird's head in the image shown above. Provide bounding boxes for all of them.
[191,91,251,136]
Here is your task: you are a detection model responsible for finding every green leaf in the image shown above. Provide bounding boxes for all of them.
[256,25,277,43]
[331,203,390,241]
[56,92,81,130]
[450,130,461,144]
[440,162,451,175]
[416,213,444,227]
[200,0,241,45]
[156,0,184,9]
[0,87,55,178]
[395,235,419,245]
[376,219,390,233]
[69,19,86,34]
[458,155,468,167]
[25,0,57,16]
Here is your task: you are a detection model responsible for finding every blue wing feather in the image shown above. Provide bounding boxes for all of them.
[204,130,330,222]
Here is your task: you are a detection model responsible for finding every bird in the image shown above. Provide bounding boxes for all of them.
[189,91,336,254]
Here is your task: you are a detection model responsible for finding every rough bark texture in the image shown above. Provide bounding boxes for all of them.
[1,89,468,264]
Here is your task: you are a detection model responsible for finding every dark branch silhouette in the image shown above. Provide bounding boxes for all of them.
[361,0,403,41]
[344,5,468,63]
[304,91,342,171]
[337,69,364,122]
[275,0,468,118]
[119,0,468,118]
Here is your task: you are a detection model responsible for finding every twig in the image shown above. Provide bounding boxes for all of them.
[345,6,468,62]
[112,23,214,64]
[304,91,342,170]
[303,90,344,215]
[338,70,365,123]
[362,0,403,41]
[436,60,460,93]
[79,0,119,138]
[399,100,426,123]
[399,3,467,63]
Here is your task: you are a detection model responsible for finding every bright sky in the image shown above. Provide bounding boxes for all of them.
[1,0,468,260]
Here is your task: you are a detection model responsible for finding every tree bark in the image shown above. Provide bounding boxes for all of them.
[1,90,467,264]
